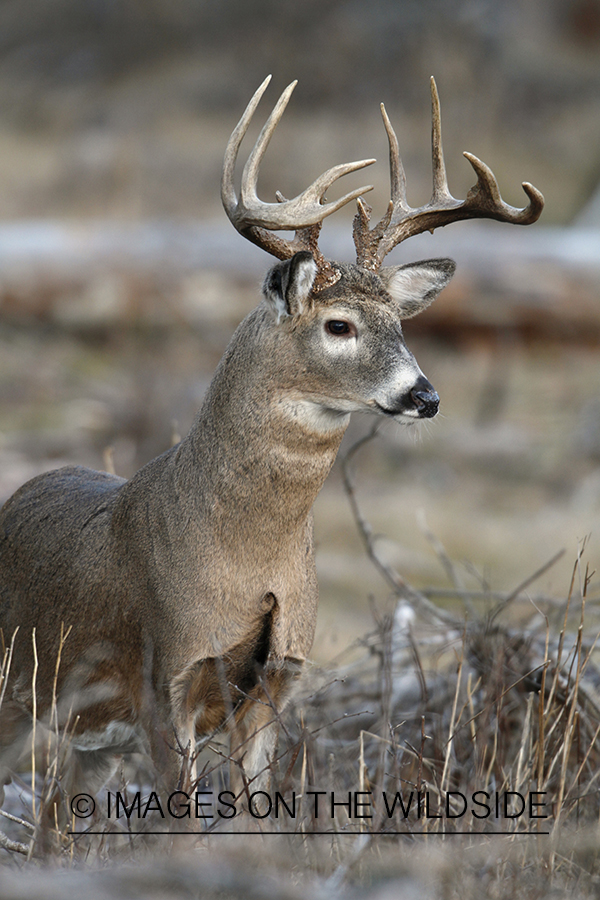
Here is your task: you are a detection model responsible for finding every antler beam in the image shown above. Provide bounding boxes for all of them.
[353,77,545,271]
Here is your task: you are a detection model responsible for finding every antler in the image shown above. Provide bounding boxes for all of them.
[353,77,545,271]
[222,75,376,287]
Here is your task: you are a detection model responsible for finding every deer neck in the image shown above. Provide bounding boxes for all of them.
[179,308,349,539]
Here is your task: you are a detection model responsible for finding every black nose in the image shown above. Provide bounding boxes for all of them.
[411,377,439,418]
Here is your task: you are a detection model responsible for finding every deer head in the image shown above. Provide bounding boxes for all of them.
[220,76,543,425]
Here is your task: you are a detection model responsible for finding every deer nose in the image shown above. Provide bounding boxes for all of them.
[410,377,439,418]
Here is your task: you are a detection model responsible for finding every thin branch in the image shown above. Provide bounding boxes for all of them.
[0,809,35,831]
[489,549,566,624]
[0,829,30,855]
[341,425,458,627]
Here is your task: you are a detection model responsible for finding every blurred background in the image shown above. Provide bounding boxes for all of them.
[0,0,599,655]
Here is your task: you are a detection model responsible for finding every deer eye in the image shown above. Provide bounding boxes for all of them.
[325,320,355,337]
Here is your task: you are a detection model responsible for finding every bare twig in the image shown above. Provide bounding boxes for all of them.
[489,549,566,624]
[0,808,35,831]
[417,509,469,600]
[30,629,38,828]
[341,426,458,628]
[0,627,19,712]
[0,829,30,855]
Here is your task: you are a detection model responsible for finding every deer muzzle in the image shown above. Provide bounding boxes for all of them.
[377,374,439,419]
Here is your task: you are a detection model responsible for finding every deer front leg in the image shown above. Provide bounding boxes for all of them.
[229,657,303,798]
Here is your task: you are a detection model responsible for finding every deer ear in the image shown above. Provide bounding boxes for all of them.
[380,258,456,319]
[262,251,318,322]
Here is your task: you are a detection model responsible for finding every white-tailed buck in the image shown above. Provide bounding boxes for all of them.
[0,77,543,814]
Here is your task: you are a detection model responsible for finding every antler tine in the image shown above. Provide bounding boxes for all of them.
[240,79,297,206]
[354,77,545,270]
[380,102,407,210]
[462,152,545,224]
[221,75,272,219]
[429,76,452,202]
[294,159,378,222]
[352,103,407,258]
